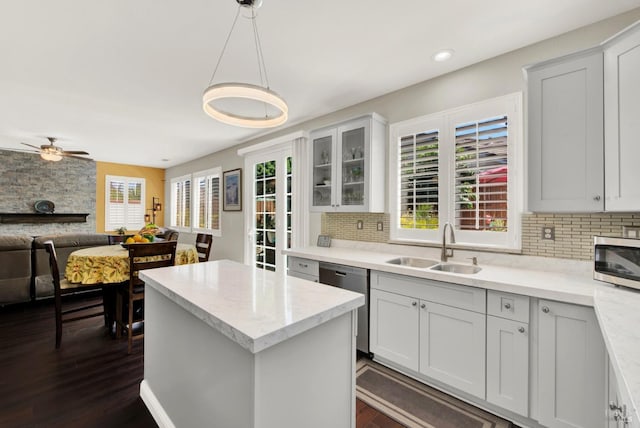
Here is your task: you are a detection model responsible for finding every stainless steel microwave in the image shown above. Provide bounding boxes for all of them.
[594,236,640,290]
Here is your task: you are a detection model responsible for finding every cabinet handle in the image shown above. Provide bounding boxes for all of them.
[420,303,426,309]
[518,327,525,333]
[299,263,308,268]
[504,303,511,309]
[541,306,550,313]
[594,195,601,201]
[411,301,417,307]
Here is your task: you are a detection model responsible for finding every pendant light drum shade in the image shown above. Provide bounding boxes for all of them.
[202,83,288,128]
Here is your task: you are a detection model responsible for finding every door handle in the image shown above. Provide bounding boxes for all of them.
[335,271,347,277]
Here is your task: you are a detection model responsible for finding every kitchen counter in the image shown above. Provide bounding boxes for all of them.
[285,242,640,427]
[138,259,364,428]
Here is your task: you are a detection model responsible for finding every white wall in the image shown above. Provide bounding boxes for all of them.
[165,8,640,262]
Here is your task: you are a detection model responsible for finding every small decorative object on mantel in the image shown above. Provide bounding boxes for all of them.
[223,168,242,211]
[34,200,55,214]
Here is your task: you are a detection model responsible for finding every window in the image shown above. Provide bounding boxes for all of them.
[390,93,522,249]
[193,167,222,236]
[105,175,145,231]
[170,175,191,229]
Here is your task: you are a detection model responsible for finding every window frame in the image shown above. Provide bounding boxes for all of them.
[169,174,192,232]
[104,175,146,232]
[192,167,222,237]
[389,93,523,250]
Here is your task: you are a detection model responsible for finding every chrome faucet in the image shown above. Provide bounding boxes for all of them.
[441,222,456,262]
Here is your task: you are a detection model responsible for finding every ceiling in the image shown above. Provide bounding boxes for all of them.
[0,1,638,168]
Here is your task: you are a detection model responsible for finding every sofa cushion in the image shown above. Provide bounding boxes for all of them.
[0,235,33,304]
[33,233,109,299]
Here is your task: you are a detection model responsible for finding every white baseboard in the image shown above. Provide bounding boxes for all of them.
[140,379,176,428]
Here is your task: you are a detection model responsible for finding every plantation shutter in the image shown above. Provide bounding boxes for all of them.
[454,115,508,232]
[399,129,439,230]
[209,176,220,230]
[105,176,145,231]
[172,178,191,228]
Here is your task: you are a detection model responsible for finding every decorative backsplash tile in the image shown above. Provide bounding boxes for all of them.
[321,212,640,261]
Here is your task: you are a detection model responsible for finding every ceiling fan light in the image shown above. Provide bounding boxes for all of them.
[41,152,62,162]
[202,83,288,128]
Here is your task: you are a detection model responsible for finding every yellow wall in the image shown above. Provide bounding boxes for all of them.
[95,162,165,233]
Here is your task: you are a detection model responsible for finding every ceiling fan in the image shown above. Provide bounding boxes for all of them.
[13,137,93,162]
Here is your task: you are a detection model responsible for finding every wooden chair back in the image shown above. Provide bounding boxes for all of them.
[128,241,178,283]
[43,240,104,348]
[195,233,213,262]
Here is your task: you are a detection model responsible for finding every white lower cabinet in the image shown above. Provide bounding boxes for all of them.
[369,289,419,371]
[538,299,606,428]
[608,360,638,428]
[486,315,529,416]
[419,301,486,399]
[369,273,486,399]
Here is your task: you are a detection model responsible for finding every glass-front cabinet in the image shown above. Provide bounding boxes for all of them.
[310,113,387,212]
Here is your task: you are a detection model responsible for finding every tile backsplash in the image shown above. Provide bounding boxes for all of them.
[321,212,640,261]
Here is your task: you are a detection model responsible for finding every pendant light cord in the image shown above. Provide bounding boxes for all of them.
[208,6,242,86]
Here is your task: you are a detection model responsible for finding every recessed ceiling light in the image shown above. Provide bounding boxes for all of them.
[432,49,454,62]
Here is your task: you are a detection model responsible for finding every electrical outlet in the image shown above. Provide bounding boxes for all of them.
[541,226,555,241]
[357,220,363,230]
[377,221,384,231]
[623,226,640,239]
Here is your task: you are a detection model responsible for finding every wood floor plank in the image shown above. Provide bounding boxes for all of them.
[1,296,403,427]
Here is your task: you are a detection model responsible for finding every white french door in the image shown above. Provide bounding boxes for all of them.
[244,147,292,273]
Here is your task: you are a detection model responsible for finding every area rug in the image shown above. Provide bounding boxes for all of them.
[356,359,511,428]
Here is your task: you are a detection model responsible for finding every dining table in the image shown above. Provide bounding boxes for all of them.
[64,243,199,285]
[64,243,199,334]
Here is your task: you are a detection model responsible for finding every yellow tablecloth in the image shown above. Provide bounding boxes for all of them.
[65,243,199,284]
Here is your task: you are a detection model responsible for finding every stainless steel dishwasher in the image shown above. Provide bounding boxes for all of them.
[318,262,369,354]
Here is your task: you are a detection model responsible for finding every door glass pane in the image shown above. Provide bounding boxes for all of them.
[341,127,365,206]
[255,161,276,272]
[313,135,332,207]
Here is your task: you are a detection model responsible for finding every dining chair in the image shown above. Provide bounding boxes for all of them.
[195,233,213,262]
[44,240,105,349]
[115,241,178,354]
[108,235,126,245]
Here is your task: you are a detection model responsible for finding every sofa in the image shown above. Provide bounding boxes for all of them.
[0,233,109,305]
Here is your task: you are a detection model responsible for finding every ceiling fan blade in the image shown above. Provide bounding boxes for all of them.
[62,153,94,161]
[21,142,42,150]
[62,150,90,155]
[1,147,40,154]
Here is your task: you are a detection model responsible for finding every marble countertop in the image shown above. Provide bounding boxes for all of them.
[285,242,640,425]
[139,259,364,354]
[284,244,611,306]
[594,288,640,424]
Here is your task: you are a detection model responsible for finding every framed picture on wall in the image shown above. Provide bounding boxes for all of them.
[223,168,242,211]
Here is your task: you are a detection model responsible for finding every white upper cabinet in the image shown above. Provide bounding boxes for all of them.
[526,48,604,212]
[604,22,640,212]
[310,113,386,212]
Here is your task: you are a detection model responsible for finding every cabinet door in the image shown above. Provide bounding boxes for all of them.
[604,26,640,211]
[527,50,604,212]
[310,128,337,211]
[538,300,606,428]
[370,289,419,371]
[486,316,529,416]
[337,117,369,212]
[419,301,486,398]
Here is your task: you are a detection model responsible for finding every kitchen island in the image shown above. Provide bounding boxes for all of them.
[138,259,364,428]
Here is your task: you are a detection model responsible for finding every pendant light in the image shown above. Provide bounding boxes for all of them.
[202,0,288,128]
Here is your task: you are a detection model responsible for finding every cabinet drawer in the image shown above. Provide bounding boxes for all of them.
[487,291,529,323]
[287,270,318,283]
[288,257,319,277]
[371,271,486,314]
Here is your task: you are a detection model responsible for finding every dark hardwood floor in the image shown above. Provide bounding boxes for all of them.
[0,296,403,428]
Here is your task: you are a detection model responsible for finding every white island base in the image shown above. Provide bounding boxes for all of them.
[138,261,362,428]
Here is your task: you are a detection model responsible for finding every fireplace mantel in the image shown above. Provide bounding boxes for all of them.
[0,213,89,224]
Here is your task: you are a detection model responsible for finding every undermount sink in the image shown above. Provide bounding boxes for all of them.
[386,257,439,268]
[430,263,482,275]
